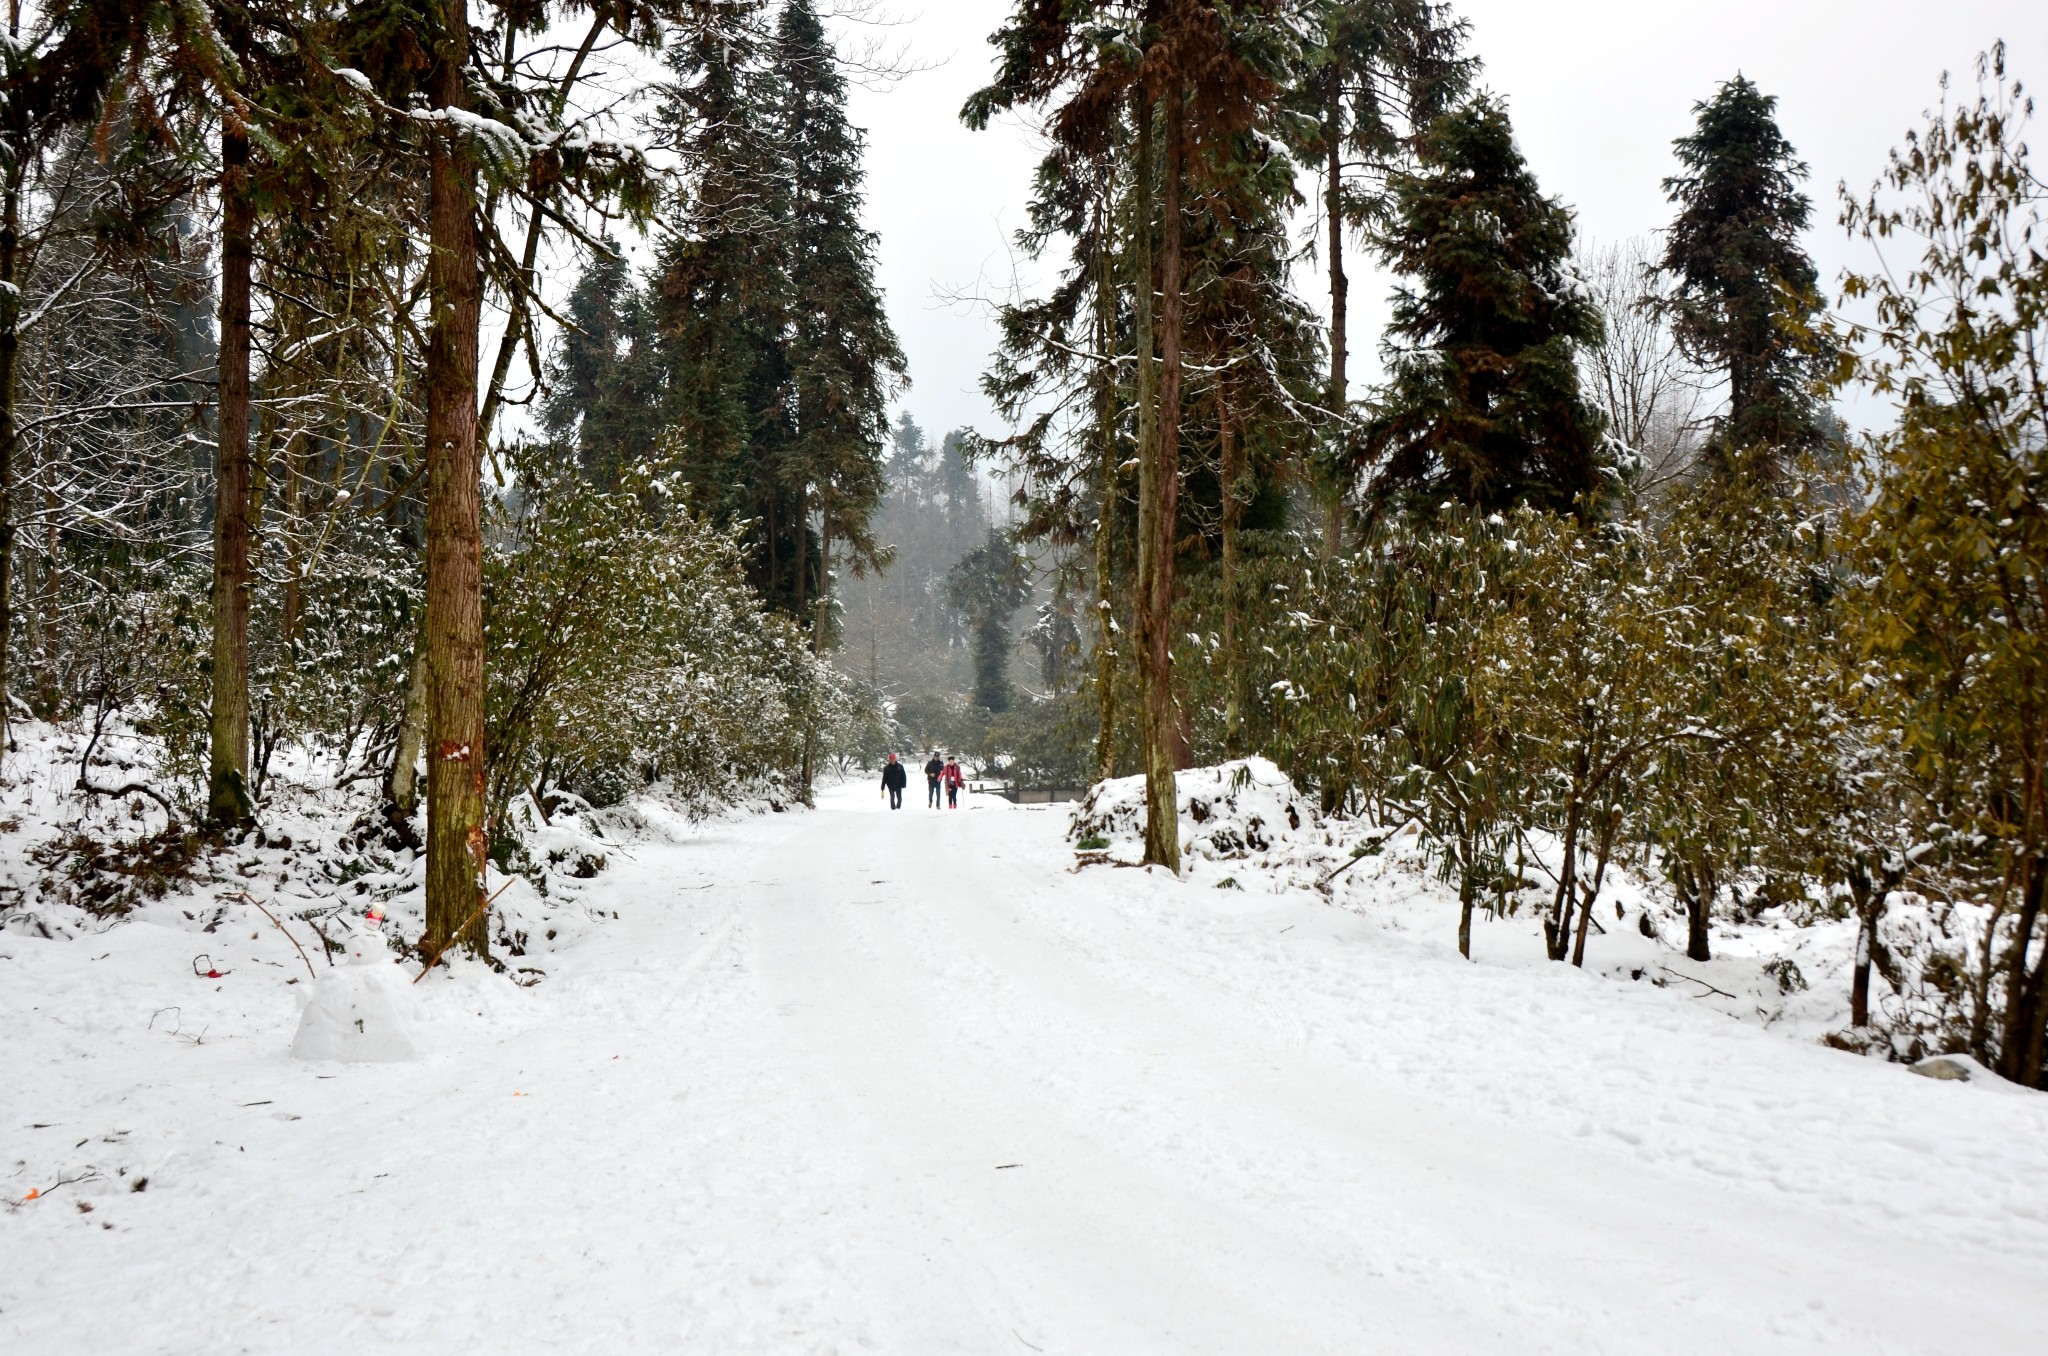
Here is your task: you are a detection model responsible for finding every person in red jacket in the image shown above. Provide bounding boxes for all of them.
[942,754,966,809]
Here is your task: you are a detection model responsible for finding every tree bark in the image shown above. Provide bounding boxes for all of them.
[812,512,830,656]
[422,0,489,962]
[206,124,256,828]
[1684,858,1713,963]
[1457,832,1477,960]
[1571,808,1616,968]
[1996,856,2046,1087]
[0,114,20,753]
[1137,87,1183,872]
[387,631,428,820]
[1217,381,1243,759]
[1850,916,1873,1029]
[799,513,829,804]
[1545,756,1585,962]
[1325,72,1346,411]
[1322,65,1348,560]
[1093,184,1119,784]
[1846,865,1876,1028]
[792,481,809,623]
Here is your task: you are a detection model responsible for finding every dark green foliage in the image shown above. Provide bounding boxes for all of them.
[541,243,663,488]
[948,529,1031,713]
[483,439,842,823]
[775,0,903,579]
[652,0,903,619]
[1659,75,1830,469]
[1364,97,1607,514]
[1290,1,1476,235]
[987,690,1097,786]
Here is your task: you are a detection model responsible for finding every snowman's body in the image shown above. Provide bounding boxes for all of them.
[289,923,423,1063]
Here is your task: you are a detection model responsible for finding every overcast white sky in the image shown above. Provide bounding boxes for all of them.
[843,0,2048,441]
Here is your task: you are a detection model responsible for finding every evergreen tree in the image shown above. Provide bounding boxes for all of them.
[1659,75,1828,473]
[968,0,1299,870]
[1287,1,1474,543]
[1363,97,1605,514]
[655,0,902,629]
[775,0,906,648]
[948,528,1030,714]
[542,244,662,487]
[655,4,796,605]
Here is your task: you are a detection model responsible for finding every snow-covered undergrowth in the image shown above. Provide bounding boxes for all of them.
[0,718,774,1017]
[1070,759,1971,1071]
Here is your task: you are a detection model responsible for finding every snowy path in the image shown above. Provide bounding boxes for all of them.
[8,783,2047,1354]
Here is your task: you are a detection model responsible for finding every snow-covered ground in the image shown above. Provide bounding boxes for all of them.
[5,758,2046,1353]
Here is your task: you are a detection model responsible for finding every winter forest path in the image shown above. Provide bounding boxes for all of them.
[10,780,2047,1354]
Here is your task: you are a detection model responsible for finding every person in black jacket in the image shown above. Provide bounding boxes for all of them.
[924,752,944,808]
[880,754,908,809]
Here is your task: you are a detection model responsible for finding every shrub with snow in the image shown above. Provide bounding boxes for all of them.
[1068,759,1331,885]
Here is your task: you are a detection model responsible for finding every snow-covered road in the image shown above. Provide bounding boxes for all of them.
[8,782,2046,1354]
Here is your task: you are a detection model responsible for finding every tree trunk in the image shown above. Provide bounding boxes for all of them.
[812,512,830,656]
[1093,185,1119,784]
[1137,88,1184,872]
[1850,916,1873,1029]
[1546,780,1582,962]
[1217,382,1243,759]
[792,482,809,625]
[1130,95,1176,870]
[1684,858,1713,963]
[1457,831,1477,960]
[1571,808,1616,968]
[206,125,256,828]
[422,0,489,962]
[0,119,19,753]
[798,513,828,805]
[1322,67,1348,559]
[387,632,428,821]
[1846,865,1876,1028]
[1995,856,2046,1087]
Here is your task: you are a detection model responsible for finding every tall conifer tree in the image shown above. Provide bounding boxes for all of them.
[1363,97,1605,514]
[775,0,905,647]
[1290,1,1473,545]
[968,0,1297,871]
[655,0,901,627]
[1659,75,1828,473]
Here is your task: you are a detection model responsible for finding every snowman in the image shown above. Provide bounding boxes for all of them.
[289,905,424,1062]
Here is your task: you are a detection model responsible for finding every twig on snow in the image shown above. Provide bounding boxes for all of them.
[236,892,317,981]
[1661,965,1739,1001]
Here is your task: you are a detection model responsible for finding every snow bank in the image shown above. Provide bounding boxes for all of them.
[1061,758,2018,1073]
[1068,758,1335,891]
[0,716,780,985]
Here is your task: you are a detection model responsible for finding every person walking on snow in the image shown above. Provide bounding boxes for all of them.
[943,755,966,809]
[881,753,907,810]
[924,752,944,808]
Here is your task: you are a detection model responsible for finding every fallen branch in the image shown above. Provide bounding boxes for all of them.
[73,699,183,830]
[21,1169,101,1202]
[1661,965,1739,1001]
[412,876,517,984]
[1318,817,1418,889]
[237,893,317,981]
[75,776,182,831]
